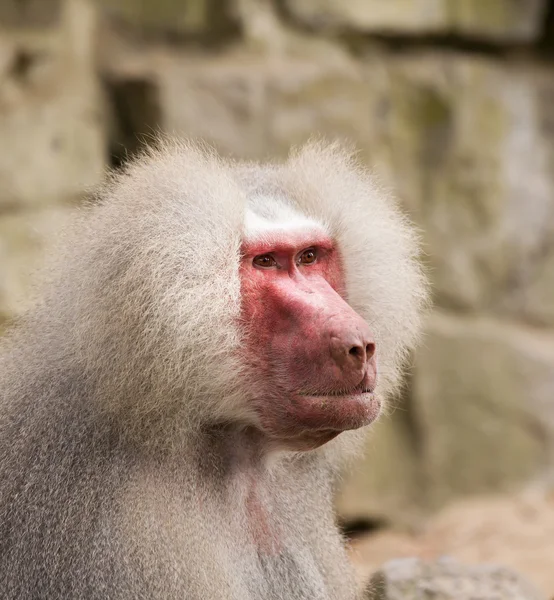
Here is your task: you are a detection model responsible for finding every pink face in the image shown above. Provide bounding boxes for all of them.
[240,220,380,451]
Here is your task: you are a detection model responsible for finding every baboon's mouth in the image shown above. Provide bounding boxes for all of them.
[297,381,374,398]
[301,389,373,398]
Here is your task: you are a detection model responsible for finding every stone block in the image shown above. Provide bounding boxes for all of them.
[0,0,106,209]
[158,52,270,160]
[354,52,554,327]
[412,312,554,507]
[264,53,375,159]
[159,46,374,160]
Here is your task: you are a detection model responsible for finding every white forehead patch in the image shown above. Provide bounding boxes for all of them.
[244,196,328,239]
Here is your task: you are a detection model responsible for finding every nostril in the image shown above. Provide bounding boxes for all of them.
[330,333,376,368]
[349,345,364,360]
[347,343,375,363]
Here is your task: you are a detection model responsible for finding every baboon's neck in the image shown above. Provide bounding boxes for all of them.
[198,423,274,475]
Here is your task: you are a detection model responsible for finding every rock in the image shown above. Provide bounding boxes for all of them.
[350,492,554,597]
[158,51,270,160]
[366,557,544,600]
[284,0,547,42]
[0,0,106,208]
[264,50,375,160]
[412,311,554,507]
[158,45,374,160]
[0,208,73,322]
[354,52,554,327]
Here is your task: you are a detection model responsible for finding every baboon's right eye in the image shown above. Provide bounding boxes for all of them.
[253,254,277,269]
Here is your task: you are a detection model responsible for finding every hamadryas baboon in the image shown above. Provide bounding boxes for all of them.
[0,140,428,599]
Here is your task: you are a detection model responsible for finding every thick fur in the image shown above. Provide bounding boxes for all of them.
[0,140,428,599]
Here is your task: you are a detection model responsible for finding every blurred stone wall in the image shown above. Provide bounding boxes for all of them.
[1,0,554,527]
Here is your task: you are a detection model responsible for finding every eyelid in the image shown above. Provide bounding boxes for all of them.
[297,247,318,265]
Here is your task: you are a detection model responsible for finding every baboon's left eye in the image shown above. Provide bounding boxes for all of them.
[299,248,317,265]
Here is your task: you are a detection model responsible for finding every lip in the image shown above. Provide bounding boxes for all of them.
[297,386,374,398]
[297,377,375,399]
[289,391,381,432]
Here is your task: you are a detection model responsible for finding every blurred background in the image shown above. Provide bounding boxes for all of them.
[1,0,554,594]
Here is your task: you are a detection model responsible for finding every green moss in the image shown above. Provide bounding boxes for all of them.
[98,0,211,32]
[0,0,62,28]
[447,0,532,35]
[416,90,451,128]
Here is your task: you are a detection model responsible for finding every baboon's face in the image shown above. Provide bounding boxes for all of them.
[239,206,379,451]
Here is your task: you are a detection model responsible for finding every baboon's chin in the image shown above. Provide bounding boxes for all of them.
[270,430,342,452]
[262,392,381,451]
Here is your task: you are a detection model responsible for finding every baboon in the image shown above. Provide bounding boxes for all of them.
[0,140,427,599]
